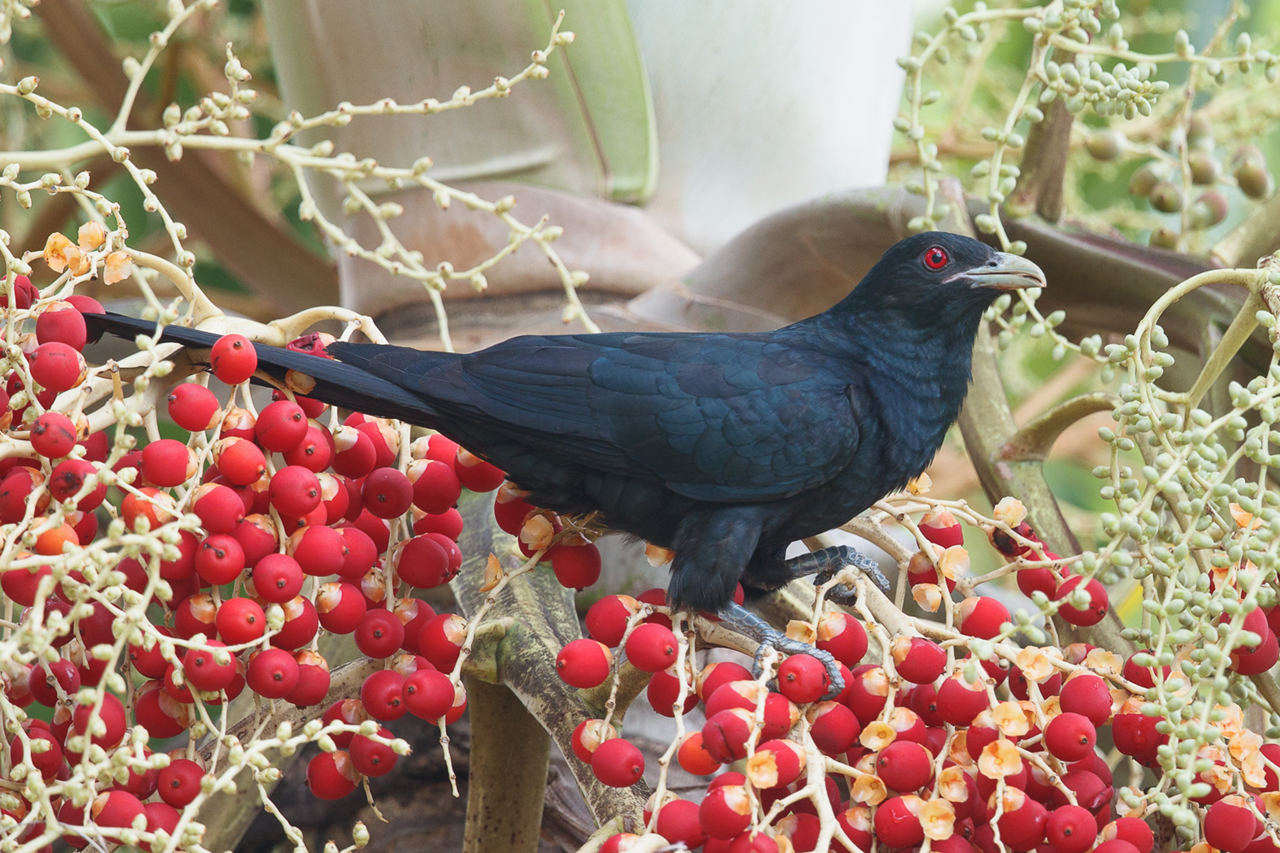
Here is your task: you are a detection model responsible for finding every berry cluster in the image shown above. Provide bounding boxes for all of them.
[568,510,1280,852]
[0,266,612,849]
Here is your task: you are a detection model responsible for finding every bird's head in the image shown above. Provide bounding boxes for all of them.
[849,231,1046,319]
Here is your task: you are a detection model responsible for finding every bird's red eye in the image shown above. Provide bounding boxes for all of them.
[922,246,949,270]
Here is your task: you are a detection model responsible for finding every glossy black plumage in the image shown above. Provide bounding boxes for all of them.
[85,232,1044,614]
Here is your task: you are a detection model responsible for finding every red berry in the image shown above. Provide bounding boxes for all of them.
[624,623,679,672]
[216,597,267,644]
[332,427,377,478]
[777,654,830,704]
[936,675,990,726]
[418,612,467,672]
[28,659,79,707]
[355,609,406,659]
[1102,818,1154,853]
[958,596,1010,639]
[306,751,358,799]
[254,400,307,452]
[46,459,102,511]
[701,708,754,763]
[816,611,868,667]
[1045,805,1098,853]
[338,525,379,579]
[806,700,860,755]
[1122,650,1170,688]
[182,640,236,691]
[653,798,705,849]
[414,506,464,540]
[1055,575,1110,626]
[360,467,412,519]
[290,650,332,707]
[281,424,333,472]
[212,438,266,486]
[351,725,399,776]
[192,483,245,533]
[676,731,720,775]
[158,758,205,808]
[252,553,305,603]
[995,788,1049,850]
[571,718,617,763]
[550,541,602,590]
[585,595,640,647]
[9,727,62,780]
[29,412,77,458]
[28,342,85,393]
[394,534,455,588]
[210,334,257,384]
[873,795,924,848]
[700,784,753,839]
[195,534,245,585]
[920,509,963,547]
[876,740,933,792]
[1232,627,1280,675]
[403,668,456,720]
[360,669,407,721]
[317,582,367,634]
[269,465,321,518]
[1059,673,1112,727]
[72,692,127,748]
[36,302,87,349]
[167,383,220,432]
[556,639,612,688]
[141,439,193,487]
[1205,796,1260,853]
[749,738,805,788]
[843,665,891,724]
[409,458,461,514]
[891,636,946,684]
[91,790,144,831]
[247,648,300,698]
[590,737,645,787]
[454,447,504,492]
[288,524,345,577]
[1045,712,1097,762]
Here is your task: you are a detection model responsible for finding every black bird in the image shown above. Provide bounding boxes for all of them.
[85,232,1045,686]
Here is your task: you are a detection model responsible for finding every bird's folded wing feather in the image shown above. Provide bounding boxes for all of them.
[327,332,862,503]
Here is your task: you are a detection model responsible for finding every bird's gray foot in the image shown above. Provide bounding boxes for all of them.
[714,601,844,700]
[786,544,890,604]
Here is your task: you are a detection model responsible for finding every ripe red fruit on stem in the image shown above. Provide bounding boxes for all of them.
[210,334,257,384]
[777,654,830,703]
[29,412,77,458]
[306,751,359,800]
[556,639,612,688]
[624,623,679,672]
[254,399,308,452]
[247,648,300,699]
[590,738,645,787]
[1045,711,1098,762]
[167,383,220,432]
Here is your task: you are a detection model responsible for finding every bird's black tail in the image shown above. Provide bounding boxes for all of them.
[83,311,440,426]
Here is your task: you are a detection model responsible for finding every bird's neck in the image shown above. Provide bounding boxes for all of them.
[830,304,987,476]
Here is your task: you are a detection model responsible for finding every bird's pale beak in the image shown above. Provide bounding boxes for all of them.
[956,252,1047,291]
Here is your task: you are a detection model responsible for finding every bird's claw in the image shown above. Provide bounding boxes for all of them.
[715,601,846,700]
[789,544,891,604]
[816,572,861,605]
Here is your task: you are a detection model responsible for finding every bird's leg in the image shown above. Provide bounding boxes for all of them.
[714,601,844,699]
[784,544,891,604]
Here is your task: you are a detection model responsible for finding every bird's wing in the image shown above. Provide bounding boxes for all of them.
[327,331,863,503]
